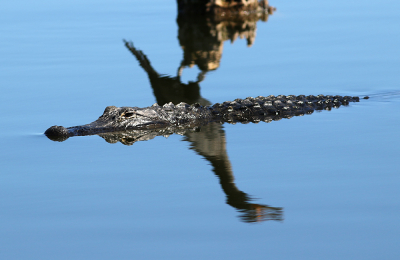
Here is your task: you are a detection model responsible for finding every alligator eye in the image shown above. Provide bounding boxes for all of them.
[123,112,134,118]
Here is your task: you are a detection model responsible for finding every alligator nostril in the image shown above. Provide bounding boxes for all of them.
[103,106,117,115]
[44,125,69,142]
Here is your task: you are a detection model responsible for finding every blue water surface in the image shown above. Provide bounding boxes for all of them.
[1,0,399,259]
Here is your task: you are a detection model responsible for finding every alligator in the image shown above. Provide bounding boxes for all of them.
[45,94,365,141]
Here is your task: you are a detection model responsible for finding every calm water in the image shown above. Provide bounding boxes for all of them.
[1,0,400,259]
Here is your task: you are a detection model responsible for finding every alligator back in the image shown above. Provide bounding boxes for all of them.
[209,94,362,124]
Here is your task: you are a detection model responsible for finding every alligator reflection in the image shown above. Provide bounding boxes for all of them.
[122,38,282,223]
[99,124,282,223]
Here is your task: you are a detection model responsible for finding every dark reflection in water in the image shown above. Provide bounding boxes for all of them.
[184,123,283,223]
[124,40,207,106]
[177,7,274,74]
[122,12,283,222]
[123,7,274,107]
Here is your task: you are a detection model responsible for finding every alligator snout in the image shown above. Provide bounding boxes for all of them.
[45,125,70,142]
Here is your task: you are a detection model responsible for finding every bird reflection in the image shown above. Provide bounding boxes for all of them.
[122,26,282,223]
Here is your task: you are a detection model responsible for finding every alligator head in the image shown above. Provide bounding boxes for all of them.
[45,105,169,141]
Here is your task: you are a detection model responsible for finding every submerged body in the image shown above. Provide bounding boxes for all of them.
[45,94,362,141]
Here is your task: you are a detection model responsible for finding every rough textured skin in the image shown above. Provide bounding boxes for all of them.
[45,94,362,141]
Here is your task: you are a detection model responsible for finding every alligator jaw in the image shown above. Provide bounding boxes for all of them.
[44,105,170,141]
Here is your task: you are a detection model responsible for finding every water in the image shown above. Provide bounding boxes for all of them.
[1,0,400,259]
